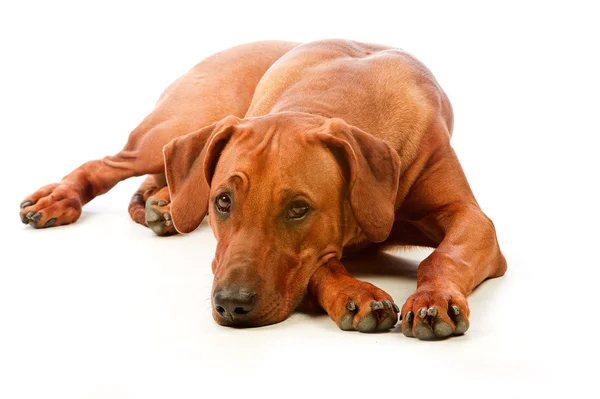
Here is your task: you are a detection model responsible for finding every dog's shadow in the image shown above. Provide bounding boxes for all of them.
[296,248,431,315]
[343,248,422,279]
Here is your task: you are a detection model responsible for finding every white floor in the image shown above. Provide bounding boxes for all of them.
[1,178,596,398]
[2,2,599,398]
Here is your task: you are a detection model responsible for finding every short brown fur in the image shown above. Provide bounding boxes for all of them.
[20,40,506,339]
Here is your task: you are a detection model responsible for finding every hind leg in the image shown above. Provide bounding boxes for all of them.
[19,42,296,229]
[19,121,175,229]
[129,174,176,236]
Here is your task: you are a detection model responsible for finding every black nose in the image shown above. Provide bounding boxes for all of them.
[213,288,257,322]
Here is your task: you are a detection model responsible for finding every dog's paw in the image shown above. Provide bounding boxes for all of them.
[20,183,82,228]
[400,286,469,340]
[145,187,177,236]
[329,281,399,332]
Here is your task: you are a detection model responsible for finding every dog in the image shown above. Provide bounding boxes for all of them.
[19,39,506,339]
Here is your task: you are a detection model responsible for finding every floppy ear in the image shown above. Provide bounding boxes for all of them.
[163,115,239,234]
[318,118,401,242]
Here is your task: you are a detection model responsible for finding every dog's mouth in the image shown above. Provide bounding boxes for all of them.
[212,302,292,328]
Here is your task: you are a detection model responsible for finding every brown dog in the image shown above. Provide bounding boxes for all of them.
[19,40,506,339]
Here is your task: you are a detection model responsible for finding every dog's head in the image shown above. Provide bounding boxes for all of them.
[163,113,400,327]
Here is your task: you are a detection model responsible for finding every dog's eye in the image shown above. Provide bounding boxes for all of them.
[286,201,310,220]
[215,193,231,213]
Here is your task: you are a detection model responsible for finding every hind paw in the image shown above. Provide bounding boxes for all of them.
[145,188,177,236]
[20,183,82,228]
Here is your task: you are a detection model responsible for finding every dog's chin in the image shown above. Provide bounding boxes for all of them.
[211,305,293,328]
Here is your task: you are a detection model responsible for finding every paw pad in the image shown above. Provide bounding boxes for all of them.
[145,197,176,236]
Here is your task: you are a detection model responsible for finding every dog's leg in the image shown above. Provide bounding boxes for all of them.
[19,42,298,230]
[307,258,400,332]
[390,145,507,340]
[19,122,174,228]
[128,174,176,236]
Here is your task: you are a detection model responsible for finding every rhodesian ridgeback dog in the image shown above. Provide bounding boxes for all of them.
[19,40,506,339]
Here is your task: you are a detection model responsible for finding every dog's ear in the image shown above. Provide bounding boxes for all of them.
[318,118,401,242]
[163,115,239,234]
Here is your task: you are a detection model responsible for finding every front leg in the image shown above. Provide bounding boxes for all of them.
[399,204,506,340]
[393,145,507,340]
[308,258,399,332]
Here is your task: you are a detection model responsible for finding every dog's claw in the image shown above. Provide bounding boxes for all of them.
[163,213,171,221]
[450,303,468,335]
[44,218,57,228]
[427,307,438,317]
[392,303,400,313]
[402,311,415,337]
[21,201,33,208]
[418,308,427,319]
[453,314,469,335]
[25,211,34,219]
[370,301,384,310]
[157,200,167,206]
[339,301,357,331]
[31,213,42,222]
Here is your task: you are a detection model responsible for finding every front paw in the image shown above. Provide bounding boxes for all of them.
[327,281,399,333]
[400,286,469,340]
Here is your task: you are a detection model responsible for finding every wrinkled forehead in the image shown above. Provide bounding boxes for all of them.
[212,123,343,197]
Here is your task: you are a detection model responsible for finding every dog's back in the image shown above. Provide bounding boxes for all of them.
[247,39,454,157]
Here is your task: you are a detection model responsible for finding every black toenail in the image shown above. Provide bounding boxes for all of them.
[405,311,413,322]
[427,307,438,317]
[346,301,356,312]
[392,303,400,313]
[371,301,384,310]
[157,201,167,206]
[418,308,427,319]
[382,300,392,309]
[21,201,33,208]
[452,305,460,316]
[44,218,57,227]
[31,213,42,222]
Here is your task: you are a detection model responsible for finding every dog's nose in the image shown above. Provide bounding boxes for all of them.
[213,288,257,322]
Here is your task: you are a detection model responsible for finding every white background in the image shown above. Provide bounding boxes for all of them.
[1,1,598,398]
